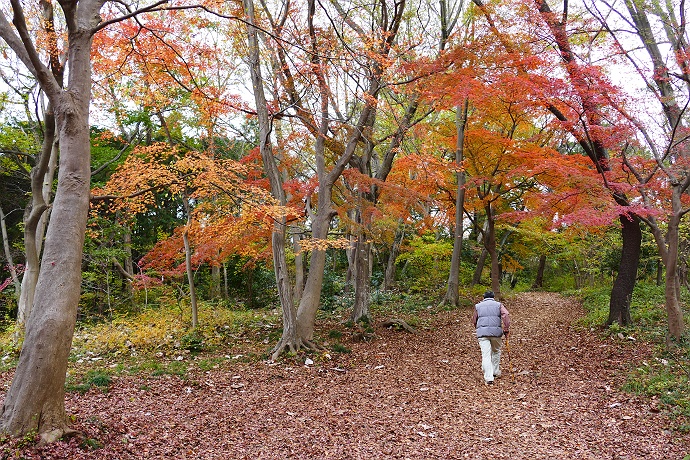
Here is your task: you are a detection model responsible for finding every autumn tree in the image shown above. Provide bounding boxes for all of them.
[243,0,416,355]
[0,0,240,442]
[585,0,689,339]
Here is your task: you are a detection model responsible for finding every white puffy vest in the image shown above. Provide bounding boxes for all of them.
[475,299,503,337]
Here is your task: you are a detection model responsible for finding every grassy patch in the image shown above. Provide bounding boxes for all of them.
[572,282,690,429]
[151,360,188,377]
[65,369,113,394]
[330,343,351,354]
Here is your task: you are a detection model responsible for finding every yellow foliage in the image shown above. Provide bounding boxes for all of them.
[297,237,352,253]
[70,302,277,356]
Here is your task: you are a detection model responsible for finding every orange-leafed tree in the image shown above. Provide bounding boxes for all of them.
[244,0,415,356]
[0,0,223,443]
[468,0,645,326]
[92,143,282,327]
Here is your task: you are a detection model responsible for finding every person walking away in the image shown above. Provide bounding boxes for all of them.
[471,291,510,385]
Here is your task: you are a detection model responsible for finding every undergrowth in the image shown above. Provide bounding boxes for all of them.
[0,286,470,392]
[570,282,690,430]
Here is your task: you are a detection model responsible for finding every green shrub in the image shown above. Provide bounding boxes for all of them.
[331,343,351,354]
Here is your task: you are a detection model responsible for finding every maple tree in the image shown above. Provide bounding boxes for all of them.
[584,0,689,339]
[243,0,419,356]
[0,0,261,442]
[93,142,283,327]
[457,0,648,327]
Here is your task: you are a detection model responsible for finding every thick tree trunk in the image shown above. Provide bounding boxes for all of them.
[0,95,91,442]
[607,215,642,326]
[351,236,372,323]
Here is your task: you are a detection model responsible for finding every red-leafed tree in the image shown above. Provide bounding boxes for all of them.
[584,0,688,339]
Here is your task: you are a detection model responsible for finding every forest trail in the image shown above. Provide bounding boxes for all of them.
[2,292,689,459]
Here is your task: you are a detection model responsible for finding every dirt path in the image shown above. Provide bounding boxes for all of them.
[3,292,689,459]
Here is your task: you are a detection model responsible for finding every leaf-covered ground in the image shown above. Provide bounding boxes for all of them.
[2,292,689,459]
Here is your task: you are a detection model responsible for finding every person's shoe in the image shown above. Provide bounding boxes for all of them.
[494,372,502,379]
[485,380,494,386]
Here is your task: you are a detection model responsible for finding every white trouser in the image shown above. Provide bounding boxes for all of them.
[477,336,502,383]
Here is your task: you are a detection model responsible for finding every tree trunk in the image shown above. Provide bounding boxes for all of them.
[607,215,642,326]
[295,206,332,343]
[532,254,546,289]
[16,111,58,335]
[244,0,297,359]
[0,74,92,443]
[382,223,404,291]
[0,0,105,440]
[441,100,468,307]
[292,228,305,305]
[351,235,372,323]
[485,204,501,297]
[122,225,134,296]
[182,210,198,329]
[472,248,488,287]
[223,263,229,299]
[664,195,685,340]
[0,205,21,299]
[211,265,221,299]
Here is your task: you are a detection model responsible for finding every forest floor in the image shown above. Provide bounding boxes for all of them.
[2,292,689,459]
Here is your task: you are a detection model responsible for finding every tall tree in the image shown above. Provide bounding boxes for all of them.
[0,0,203,441]
[586,0,688,339]
[243,0,298,358]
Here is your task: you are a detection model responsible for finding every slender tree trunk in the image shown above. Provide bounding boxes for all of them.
[485,204,501,297]
[122,225,134,296]
[0,205,21,299]
[442,100,469,306]
[292,228,305,305]
[472,248,488,286]
[182,199,198,329]
[344,230,356,292]
[532,254,547,289]
[607,215,642,326]
[351,235,372,323]
[664,194,685,340]
[223,263,229,299]
[211,265,221,299]
[295,199,332,343]
[383,223,404,291]
[16,113,58,335]
[244,0,297,359]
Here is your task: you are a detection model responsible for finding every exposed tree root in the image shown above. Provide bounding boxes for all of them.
[381,318,416,333]
[38,427,80,447]
[270,337,324,361]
